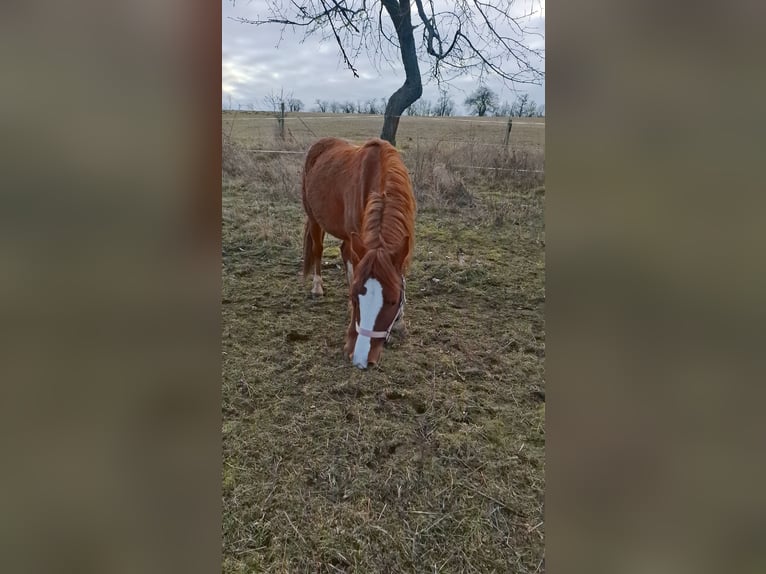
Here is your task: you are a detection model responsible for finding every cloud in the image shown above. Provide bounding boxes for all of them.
[222,0,545,113]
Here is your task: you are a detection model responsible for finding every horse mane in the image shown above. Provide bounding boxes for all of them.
[357,139,415,287]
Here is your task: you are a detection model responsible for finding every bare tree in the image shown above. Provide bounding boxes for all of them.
[365,99,380,114]
[494,100,512,116]
[315,99,329,112]
[465,86,498,116]
[232,1,544,144]
[264,88,294,113]
[263,89,282,113]
[433,93,455,117]
[342,101,355,114]
[515,93,530,117]
[406,99,432,116]
[329,101,341,113]
[288,98,304,112]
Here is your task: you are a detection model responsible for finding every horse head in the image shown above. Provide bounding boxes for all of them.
[345,233,408,369]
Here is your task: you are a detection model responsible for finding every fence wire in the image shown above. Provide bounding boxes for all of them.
[224,112,545,175]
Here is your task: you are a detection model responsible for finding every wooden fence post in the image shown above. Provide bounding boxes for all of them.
[278,101,285,140]
[503,116,513,149]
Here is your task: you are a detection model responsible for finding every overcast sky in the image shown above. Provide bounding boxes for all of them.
[222,1,545,115]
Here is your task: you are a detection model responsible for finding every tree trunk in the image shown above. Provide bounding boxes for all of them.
[380,1,422,146]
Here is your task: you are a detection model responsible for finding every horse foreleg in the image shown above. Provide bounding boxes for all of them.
[346,262,354,286]
[310,223,325,297]
[340,241,353,286]
[344,308,356,359]
[312,274,324,296]
[391,309,406,337]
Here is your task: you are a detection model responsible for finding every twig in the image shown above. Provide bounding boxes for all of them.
[282,510,307,546]
[260,482,278,509]
[463,484,517,514]
[335,551,350,565]
[460,550,480,574]
[224,460,249,473]
[318,0,359,77]
[368,524,395,541]
[451,358,465,381]
[420,513,450,534]
[527,520,544,533]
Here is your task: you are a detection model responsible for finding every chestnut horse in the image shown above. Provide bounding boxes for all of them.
[301,137,416,369]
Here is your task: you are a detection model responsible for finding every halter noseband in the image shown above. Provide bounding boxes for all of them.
[355,276,406,343]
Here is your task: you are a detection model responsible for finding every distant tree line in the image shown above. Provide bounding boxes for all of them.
[464,87,544,117]
[238,87,544,118]
[313,97,390,115]
[404,89,543,117]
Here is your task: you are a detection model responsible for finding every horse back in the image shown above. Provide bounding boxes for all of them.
[302,138,388,240]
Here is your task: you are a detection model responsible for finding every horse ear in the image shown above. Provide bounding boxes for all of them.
[349,232,365,263]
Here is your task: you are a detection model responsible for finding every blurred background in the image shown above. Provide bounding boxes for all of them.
[0,1,221,573]
[548,0,766,572]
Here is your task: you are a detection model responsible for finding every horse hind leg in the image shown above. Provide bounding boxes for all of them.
[391,309,407,338]
[302,218,325,296]
[310,222,325,297]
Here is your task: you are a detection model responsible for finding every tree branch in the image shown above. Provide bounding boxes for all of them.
[318,0,360,76]
[412,0,440,57]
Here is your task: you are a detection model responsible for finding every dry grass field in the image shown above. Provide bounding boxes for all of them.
[222,111,545,572]
[223,111,544,156]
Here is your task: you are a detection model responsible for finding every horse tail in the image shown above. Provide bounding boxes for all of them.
[302,218,314,278]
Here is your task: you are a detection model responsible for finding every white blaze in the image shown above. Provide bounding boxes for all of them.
[352,278,383,369]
